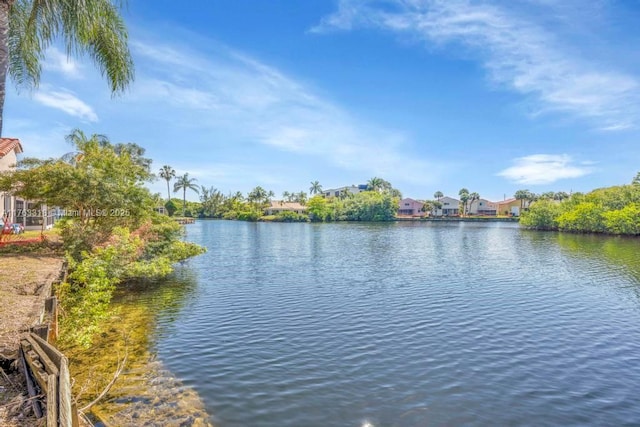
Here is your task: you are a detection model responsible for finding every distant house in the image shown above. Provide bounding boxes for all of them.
[398,198,426,217]
[433,196,460,216]
[468,198,498,216]
[1,138,23,225]
[323,184,367,198]
[0,138,55,230]
[496,198,529,216]
[265,201,307,216]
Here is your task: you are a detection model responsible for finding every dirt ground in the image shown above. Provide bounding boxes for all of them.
[0,254,62,426]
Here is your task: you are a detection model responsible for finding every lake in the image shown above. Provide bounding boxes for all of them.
[105,220,640,426]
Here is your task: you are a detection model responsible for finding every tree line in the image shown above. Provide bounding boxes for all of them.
[521,173,640,235]
[158,170,402,222]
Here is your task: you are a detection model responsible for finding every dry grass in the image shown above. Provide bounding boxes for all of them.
[0,254,61,426]
[0,255,62,355]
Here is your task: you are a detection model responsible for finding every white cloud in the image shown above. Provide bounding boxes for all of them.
[129,39,445,186]
[43,48,82,79]
[33,88,98,122]
[313,0,640,131]
[497,154,592,184]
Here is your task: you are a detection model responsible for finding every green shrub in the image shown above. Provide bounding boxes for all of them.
[520,199,562,230]
[164,199,178,217]
[273,211,309,222]
[602,204,640,235]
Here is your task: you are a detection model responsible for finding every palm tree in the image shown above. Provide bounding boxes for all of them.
[514,189,531,212]
[282,191,291,202]
[468,192,480,215]
[296,191,308,206]
[1,0,134,136]
[434,191,443,201]
[173,173,199,216]
[247,186,268,209]
[458,188,469,216]
[367,177,384,192]
[159,165,176,201]
[310,181,322,195]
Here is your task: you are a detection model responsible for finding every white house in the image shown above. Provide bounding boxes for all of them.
[323,184,368,198]
[433,196,460,216]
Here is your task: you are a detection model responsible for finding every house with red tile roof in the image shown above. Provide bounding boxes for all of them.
[0,138,55,230]
[1,138,23,225]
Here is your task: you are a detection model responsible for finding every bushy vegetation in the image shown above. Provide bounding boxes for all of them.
[272,211,309,222]
[0,130,205,346]
[195,181,401,223]
[521,179,640,235]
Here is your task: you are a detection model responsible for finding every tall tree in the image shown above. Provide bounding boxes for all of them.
[173,173,199,216]
[159,165,176,201]
[458,188,470,216]
[1,0,134,136]
[310,180,322,195]
[367,177,385,192]
[514,189,532,212]
[468,192,480,214]
[0,130,153,254]
[296,191,308,206]
[633,172,640,186]
[200,186,224,218]
[434,191,443,201]
[247,186,268,209]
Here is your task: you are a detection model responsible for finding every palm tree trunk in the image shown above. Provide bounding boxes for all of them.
[166,180,171,201]
[182,188,186,216]
[0,1,11,137]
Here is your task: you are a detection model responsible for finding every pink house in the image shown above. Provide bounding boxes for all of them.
[398,198,426,217]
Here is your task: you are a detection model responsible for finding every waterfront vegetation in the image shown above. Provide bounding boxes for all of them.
[162,176,402,222]
[521,175,640,235]
[0,131,205,346]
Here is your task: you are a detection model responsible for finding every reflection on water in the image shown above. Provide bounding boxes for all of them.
[61,267,213,426]
[63,221,640,427]
[161,220,640,427]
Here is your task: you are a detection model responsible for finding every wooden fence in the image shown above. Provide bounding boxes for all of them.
[19,261,78,427]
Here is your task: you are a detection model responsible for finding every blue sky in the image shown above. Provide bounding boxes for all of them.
[5,0,640,202]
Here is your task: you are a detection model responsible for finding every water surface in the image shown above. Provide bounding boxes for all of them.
[156,221,640,425]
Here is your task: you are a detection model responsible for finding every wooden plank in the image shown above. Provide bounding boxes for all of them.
[47,374,57,427]
[20,348,43,419]
[44,296,56,315]
[48,300,58,343]
[71,402,80,427]
[25,335,58,376]
[31,324,49,341]
[59,358,73,427]
[30,333,64,368]
[23,349,48,392]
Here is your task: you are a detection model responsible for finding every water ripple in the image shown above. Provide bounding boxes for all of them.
[152,221,640,427]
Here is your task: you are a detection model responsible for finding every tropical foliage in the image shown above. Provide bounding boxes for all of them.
[1,0,134,135]
[174,173,199,216]
[521,178,640,235]
[0,131,205,345]
[159,165,176,200]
